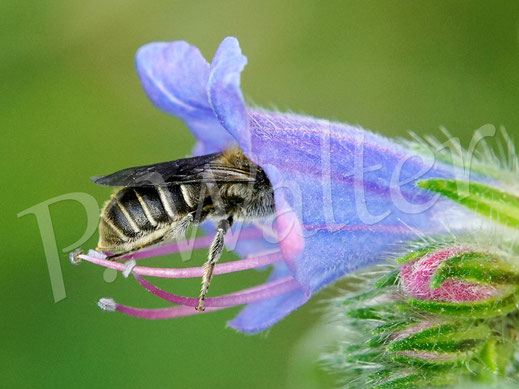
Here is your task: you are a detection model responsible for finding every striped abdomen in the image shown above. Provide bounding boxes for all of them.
[97,185,195,253]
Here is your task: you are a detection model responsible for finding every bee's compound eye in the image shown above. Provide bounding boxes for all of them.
[69,248,84,265]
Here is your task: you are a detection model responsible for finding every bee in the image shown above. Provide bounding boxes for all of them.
[92,148,275,311]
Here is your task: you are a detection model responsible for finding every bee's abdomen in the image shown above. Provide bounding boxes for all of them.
[98,185,195,251]
[153,185,192,219]
[101,191,145,240]
[131,187,171,226]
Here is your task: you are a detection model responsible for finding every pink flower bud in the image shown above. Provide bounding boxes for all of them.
[399,247,500,302]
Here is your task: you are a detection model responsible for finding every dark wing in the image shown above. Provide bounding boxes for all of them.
[91,153,255,187]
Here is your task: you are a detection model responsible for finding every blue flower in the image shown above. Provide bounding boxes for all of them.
[82,37,481,333]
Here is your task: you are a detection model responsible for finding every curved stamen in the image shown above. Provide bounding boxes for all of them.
[78,251,283,278]
[135,274,300,307]
[98,298,224,319]
[98,276,301,319]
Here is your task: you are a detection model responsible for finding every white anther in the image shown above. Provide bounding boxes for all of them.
[97,298,117,311]
[123,259,137,278]
[69,248,84,265]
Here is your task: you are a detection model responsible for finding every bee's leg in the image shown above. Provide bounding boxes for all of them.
[197,217,233,312]
[162,213,194,242]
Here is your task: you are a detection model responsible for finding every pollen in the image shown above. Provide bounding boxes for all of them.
[69,248,84,265]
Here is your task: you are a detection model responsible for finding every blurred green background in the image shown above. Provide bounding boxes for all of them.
[2,1,519,388]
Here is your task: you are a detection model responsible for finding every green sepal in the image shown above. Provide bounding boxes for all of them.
[370,367,459,388]
[368,332,395,347]
[430,253,519,289]
[375,269,400,289]
[344,349,385,364]
[479,335,516,377]
[388,321,490,354]
[396,246,436,264]
[391,350,477,367]
[346,303,401,321]
[372,319,416,335]
[326,254,519,388]
[407,287,519,318]
[371,372,428,389]
[417,179,519,229]
[342,288,383,306]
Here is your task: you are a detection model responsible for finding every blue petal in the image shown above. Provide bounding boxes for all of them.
[136,41,234,152]
[228,263,308,333]
[199,220,279,259]
[135,37,489,332]
[246,110,477,293]
[207,37,251,153]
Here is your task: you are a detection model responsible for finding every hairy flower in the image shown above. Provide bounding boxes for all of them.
[321,132,519,386]
[75,37,487,333]
[323,240,519,388]
[399,247,501,303]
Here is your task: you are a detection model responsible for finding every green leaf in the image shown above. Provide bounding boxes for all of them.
[417,179,519,229]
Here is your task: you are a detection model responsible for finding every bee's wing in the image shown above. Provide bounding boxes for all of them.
[91,153,255,187]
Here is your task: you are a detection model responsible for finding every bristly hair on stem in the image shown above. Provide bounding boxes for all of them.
[321,232,519,389]
[320,131,519,387]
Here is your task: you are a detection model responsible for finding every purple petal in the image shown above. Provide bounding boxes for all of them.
[228,263,309,333]
[246,110,475,292]
[134,37,491,332]
[207,37,250,153]
[136,41,234,152]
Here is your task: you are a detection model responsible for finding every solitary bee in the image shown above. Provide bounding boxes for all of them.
[92,148,275,311]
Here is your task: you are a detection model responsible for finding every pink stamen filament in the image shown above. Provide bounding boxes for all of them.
[79,251,283,278]
[135,274,299,307]
[104,276,300,319]
[116,304,225,319]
